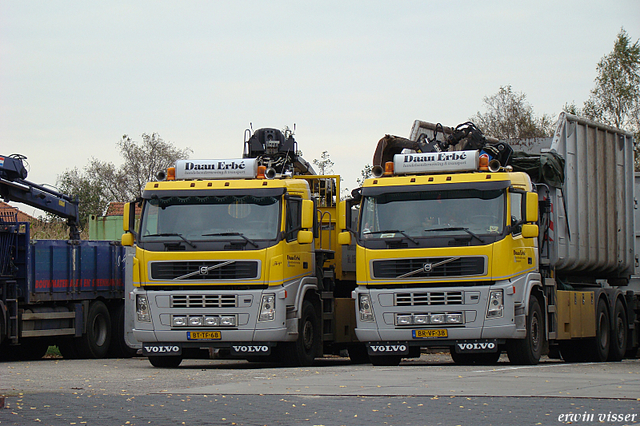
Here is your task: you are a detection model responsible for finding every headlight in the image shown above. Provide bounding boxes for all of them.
[258,294,276,322]
[136,294,151,322]
[396,314,413,325]
[486,290,504,318]
[446,313,463,324]
[430,313,446,324]
[204,316,220,326]
[413,314,430,325]
[188,316,204,326]
[172,316,187,327]
[358,294,375,322]
[220,316,237,326]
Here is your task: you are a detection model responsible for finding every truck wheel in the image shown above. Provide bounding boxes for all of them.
[451,350,500,365]
[148,355,183,368]
[507,296,543,365]
[585,298,610,362]
[282,301,320,367]
[608,299,627,362]
[75,301,112,359]
[107,304,138,358]
[370,355,402,366]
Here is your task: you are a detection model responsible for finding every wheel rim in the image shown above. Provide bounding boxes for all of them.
[530,311,540,351]
[302,319,314,351]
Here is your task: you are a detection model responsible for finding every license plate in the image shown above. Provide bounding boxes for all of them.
[412,329,448,339]
[187,331,222,340]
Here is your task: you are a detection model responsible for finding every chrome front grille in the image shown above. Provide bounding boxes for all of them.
[171,294,237,308]
[395,291,464,306]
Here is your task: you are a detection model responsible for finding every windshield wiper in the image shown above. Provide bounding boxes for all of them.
[202,232,259,248]
[423,227,484,244]
[144,233,197,248]
[363,229,418,245]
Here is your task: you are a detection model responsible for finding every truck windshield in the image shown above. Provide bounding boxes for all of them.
[139,195,281,244]
[359,189,505,241]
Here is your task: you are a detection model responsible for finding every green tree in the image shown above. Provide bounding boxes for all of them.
[471,85,554,139]
[57,133,191,229]
[583,29,640,169]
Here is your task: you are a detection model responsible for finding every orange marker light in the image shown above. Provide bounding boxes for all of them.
[384,161,394,176]
[478,156,489,171]
[167,167,176,181]
[257,165,267,179]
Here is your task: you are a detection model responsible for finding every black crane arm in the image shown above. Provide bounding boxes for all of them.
[0,155,80,240]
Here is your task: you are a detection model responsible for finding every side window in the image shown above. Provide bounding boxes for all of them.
[510,192,523,234]
[285,197,302,242]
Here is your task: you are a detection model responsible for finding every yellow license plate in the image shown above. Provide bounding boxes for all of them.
[187,331,222,340]
[413,329,448,339]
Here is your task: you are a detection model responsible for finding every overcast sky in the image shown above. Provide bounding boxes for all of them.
[2,1,639,215]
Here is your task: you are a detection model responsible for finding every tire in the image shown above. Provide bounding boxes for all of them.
[451,350,500,365]
[608,298,627,362]
[148,355,183,368]
[107,304,138,358]
[370,355,402,366]
[75,301,112,359]
[282,301,320,367]
[507,296,543,365]
[584,298,610,362]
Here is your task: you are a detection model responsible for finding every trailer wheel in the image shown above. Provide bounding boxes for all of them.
[148,355,183,368]
[507,296,543,365]
[282,301,320,366]
[76,301,112,359]
[608,299,627,362]
[585,298,610,362]
[370,355,402,366]
[450,350,500,365]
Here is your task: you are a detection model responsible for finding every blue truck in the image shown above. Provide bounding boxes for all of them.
[0,154,135,359]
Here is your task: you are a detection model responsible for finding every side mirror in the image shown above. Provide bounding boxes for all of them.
[338,231,352,245]
[337,201,347,230]
[525,192,538,223]
[121,232,134,247]
[123,202,132,232]
[301,199,314,229]
[521,224,539,238]
[297,230,313,244]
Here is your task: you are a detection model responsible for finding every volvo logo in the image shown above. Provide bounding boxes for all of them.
[199,266,209,275]
[423,263,433,272]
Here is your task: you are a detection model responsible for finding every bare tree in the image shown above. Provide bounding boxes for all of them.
[471,85,554,139]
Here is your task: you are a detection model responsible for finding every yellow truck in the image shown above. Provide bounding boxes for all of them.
[121,128,362,367]
[349,114,639,365]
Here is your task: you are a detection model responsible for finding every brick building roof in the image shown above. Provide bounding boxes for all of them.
[104,202,142,217]
[0,202,38,222]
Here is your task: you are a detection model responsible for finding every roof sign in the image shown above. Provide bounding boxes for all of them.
[175,159,258,180]
[393,150,479,175]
